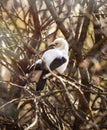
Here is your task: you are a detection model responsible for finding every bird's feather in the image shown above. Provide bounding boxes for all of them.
[36,69,48,91]
[50,56,67,70]
[26,61,44,73]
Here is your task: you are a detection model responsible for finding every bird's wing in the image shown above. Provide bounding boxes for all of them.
[50,56,67,70]
[26,60,44,73]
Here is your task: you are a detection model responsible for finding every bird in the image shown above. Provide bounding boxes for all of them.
[26,38,69,91]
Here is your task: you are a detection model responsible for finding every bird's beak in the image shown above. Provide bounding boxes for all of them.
[48,43,56,49]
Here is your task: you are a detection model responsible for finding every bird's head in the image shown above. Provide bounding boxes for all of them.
[49,38,69,52]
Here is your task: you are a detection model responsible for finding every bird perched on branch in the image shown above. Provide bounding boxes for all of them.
[26,38,69,91]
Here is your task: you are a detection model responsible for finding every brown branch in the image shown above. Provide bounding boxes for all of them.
[72,0,94,63]
[86,37,107,57]
[0,2,21,35]
[28,0,41,49]
[44,0,70,39]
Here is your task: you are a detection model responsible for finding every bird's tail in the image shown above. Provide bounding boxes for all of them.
[36,69,48,91]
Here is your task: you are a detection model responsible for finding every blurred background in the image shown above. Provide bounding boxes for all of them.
[0,0,107,129]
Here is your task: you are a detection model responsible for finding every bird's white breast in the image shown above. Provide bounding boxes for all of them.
[42,49,69,74]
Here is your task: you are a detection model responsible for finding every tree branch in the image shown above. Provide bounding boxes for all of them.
[44,0,69,39]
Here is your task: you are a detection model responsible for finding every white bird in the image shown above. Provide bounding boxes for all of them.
[27,38,69,91]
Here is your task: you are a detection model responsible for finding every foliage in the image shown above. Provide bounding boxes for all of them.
[0,0,107,130]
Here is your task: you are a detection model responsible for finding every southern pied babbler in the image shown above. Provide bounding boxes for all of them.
[26,38,69,91]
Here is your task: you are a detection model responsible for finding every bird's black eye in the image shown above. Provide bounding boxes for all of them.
[55,42,58,46]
